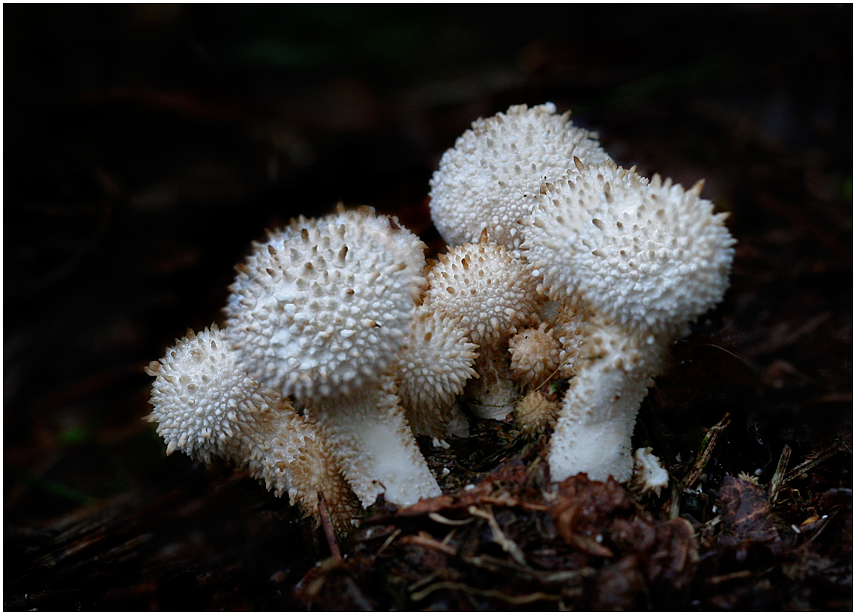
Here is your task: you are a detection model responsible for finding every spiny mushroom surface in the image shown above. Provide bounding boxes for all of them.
[508,322,562,390]
[429,102,611,253]
[147,325,290,467]
[225,206,441,507]
[423,239,540,346]
[524,159,736,336]
[514,389,561,437]
[395,307,477,439]
[422,239,541,419]
[146,325,359,534]
[225,206,426,400]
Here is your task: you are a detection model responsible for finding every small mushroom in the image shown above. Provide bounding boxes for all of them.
[508,322,563,390]
[514,389,561,437]
[145,325,359,535]
[422,238,541,419]
[395,306,478,439]
[225,206,441,507]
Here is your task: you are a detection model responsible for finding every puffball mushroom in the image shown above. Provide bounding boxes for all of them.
[225,205,441,507]
[423,238,540,346]
[422,239,541,419]
[514,389,561,437]
[429,102,611,254]
[146,102,737,526]
[395,306,478,439]
[522,160,736,483]
[525,160,735,336]
[145,325,359,535]
[508,323,563,390]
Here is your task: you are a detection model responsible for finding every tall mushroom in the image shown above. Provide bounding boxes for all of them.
[522,160,735,482]
[225,206,441,506]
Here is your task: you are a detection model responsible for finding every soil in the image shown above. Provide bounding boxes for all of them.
[5,5,851,610]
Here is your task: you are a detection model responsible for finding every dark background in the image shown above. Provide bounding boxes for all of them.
[5,4,852,610]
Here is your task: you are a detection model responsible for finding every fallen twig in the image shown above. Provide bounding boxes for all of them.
[681,412,731,488]
[768,444,792,505]
[410,580,560,605]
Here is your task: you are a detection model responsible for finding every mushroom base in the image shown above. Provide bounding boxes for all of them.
[309,378,442,508]
[465,343,520,420]
[548,321,663,483]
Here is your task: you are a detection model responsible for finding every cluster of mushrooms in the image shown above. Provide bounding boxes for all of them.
[147,103,736,534]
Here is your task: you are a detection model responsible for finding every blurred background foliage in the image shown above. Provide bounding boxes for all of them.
[4,4,851,609]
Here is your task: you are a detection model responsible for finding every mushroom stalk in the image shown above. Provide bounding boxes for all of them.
[308,374,442,507]
[548,317,664,483]
[465,341,520,420]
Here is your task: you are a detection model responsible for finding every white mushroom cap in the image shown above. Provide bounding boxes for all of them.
[524,160,736,334]
[429,103,611,252]
[422,240,540,345]
[396,307,478,439]
[146,325,280,465]
[225,206,427,399]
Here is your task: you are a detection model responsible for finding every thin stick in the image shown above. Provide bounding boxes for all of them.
[768,444,792,504]
[681,412,731,488]
[316,492,341,561]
